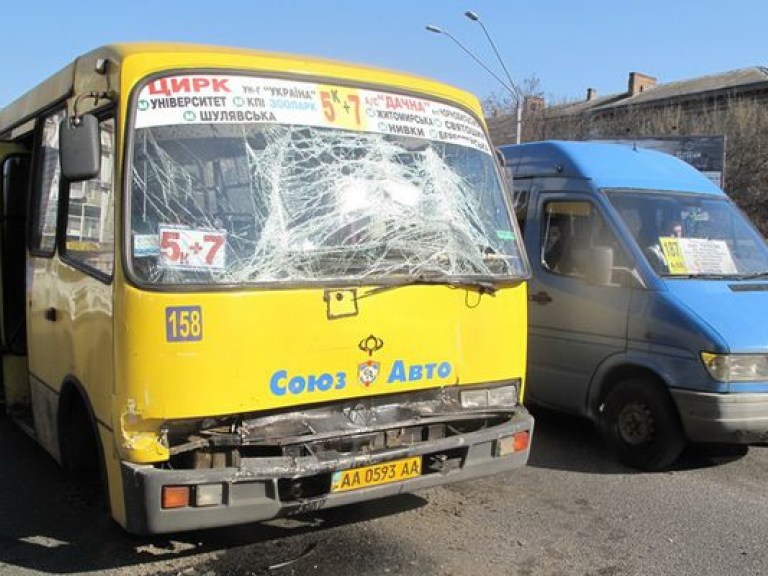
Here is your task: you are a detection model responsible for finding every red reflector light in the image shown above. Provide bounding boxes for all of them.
[162,486,190,509]
[513,431,530,452]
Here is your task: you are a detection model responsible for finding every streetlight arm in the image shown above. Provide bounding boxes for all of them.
[462,11,524,144]
[476,20,522,99]
[425,25,517,102]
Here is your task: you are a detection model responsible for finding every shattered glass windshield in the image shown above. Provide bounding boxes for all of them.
[129,74,527,286]
[607,189,768,278]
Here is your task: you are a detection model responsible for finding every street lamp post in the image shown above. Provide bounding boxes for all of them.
[425,21,523,144]
[464,11,523,144]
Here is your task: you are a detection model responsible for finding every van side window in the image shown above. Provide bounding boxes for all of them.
[541,200,628,280]
[64,118,115,277]
[30,109,66,255]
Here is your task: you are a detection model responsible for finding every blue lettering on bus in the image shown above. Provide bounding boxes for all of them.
[269,369,347,396]
[387,360,452,383]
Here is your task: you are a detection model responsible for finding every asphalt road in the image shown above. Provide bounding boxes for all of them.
[1,407,767,576]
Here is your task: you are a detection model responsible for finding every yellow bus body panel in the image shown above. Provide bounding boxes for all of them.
[116,283,527,424]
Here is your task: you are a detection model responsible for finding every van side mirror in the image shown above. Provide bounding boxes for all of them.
[59,114,100,182]
[585,246,614,286]
[495,147,506,167]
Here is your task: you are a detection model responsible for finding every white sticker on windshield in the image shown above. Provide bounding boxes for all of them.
[661,237,737,275]
[134,74,491,154]
[158,225,227,270]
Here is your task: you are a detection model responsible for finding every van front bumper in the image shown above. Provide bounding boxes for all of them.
[120,408,533,535]
[671,389,768,443]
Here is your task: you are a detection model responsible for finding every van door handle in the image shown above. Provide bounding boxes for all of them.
[528,291,552,305]
[44,307,57,322]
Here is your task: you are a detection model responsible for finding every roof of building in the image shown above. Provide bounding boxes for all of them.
[601,66,768,109]
[539,66,768,120]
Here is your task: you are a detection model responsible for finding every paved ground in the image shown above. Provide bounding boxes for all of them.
[0,407,766,576]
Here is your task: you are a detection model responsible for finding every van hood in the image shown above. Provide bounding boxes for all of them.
[664,280,768,353]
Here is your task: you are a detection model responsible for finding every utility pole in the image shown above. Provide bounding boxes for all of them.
[426,13,523,144]
[464,11,523,144]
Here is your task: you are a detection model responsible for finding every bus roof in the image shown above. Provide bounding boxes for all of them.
[499,140,723,195]
[0,43,483,135]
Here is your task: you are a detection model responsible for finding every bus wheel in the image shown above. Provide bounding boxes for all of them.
[600,378,686,472]
[61,396,103,503]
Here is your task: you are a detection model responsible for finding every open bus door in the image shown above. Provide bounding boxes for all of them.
[0,143,31,423]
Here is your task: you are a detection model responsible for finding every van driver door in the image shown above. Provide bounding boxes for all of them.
[525,193,635,415]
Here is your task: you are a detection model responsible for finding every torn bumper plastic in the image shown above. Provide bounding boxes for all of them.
[120,407,533,534]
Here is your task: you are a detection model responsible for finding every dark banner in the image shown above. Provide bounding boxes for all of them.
[594,136,726,187]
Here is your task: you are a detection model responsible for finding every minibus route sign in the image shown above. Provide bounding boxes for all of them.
[158,225,226,270]
[135,74,491,154]
[660,237,737,275]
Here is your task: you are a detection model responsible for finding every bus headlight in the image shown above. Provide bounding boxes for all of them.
[460,382,519,409]
[701,352,768,382]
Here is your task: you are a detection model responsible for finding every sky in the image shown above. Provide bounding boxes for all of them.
[1,0,767,108]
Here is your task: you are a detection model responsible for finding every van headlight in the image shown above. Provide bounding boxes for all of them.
[701,352,768,382]
[460,382,520,409]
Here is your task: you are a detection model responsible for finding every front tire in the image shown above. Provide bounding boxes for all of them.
[600,378,686,471]
[61,396,104,506]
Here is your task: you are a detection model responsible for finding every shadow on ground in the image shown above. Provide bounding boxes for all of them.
[0,405,752,574]
[526,405,750,474]
[0,417,428,574]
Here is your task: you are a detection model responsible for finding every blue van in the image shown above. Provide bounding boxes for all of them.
[500,140,768,470]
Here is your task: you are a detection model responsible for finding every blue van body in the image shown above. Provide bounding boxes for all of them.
[501,140,768,470]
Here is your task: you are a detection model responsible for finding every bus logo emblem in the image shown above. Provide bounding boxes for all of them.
[358,360,380,387]
[358,334,384,356]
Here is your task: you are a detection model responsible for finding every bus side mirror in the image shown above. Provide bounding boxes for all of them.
[60,114,100,181]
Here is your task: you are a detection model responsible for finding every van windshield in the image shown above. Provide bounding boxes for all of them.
[606,189,768,278]
[128,74,526,286]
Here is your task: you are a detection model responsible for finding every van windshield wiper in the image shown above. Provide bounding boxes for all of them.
[665,273,732,280]
[361,274,498,298]
[730,271,768,280]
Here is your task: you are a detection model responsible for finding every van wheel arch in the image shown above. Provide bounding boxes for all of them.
[590,365,668,419]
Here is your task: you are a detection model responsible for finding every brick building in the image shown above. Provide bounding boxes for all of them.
[487,67,768,145]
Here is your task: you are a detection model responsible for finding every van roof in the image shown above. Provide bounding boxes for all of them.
[499,140,723,195]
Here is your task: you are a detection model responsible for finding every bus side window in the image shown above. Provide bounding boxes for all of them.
[30,109,66,256]
[63,117,115,277]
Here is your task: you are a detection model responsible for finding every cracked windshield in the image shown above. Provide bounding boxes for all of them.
[130,74,527,285]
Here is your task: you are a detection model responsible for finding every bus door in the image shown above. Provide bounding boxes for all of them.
[26,110,115,461]
[0,143,31,421]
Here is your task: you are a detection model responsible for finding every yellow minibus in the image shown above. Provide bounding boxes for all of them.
[0,43,532,534]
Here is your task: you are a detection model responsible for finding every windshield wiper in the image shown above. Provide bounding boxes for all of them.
[664,273,731,280]
[361,274,498,298]
[730,271,768,280]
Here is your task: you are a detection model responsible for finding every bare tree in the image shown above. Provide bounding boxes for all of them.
[482,74,544,117]
[511,94,768,233]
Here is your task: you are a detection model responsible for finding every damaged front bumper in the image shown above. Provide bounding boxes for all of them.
[119,385,533,534]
